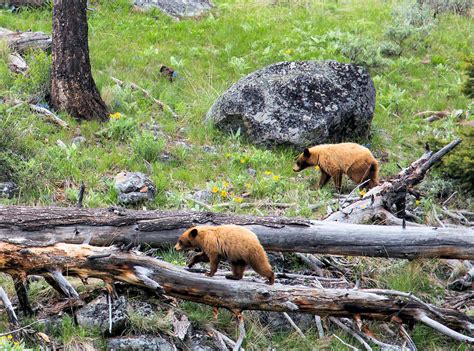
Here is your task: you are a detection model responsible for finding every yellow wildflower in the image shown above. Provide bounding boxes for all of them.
[264,170,272,175]
[225,153,231,158]
[7,335,12,339]
[109,112,121,120]
[272,175,280,181]
[284,49,293,55]
[211,186,219,193]
[234,197,243,203]
[415,199,421,206]
[359,189,367,197]
[221,190,228,198]
[240,158,246,164]
[223,181,229,188]
[314,165,320,171]
[245,183,251,189]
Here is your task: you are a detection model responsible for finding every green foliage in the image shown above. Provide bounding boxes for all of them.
[381,261,443,299]
[127,309,174,335]
[421,110,474,192]
[462,56,474,98]
[131,131,166,163]
[11,50,51,101]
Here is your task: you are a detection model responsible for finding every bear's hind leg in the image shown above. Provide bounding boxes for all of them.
[333,171,343,193]
[187,252,209,268]
[226,260,247,280]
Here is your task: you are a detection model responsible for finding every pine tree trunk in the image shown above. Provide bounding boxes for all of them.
[50,0,109,121]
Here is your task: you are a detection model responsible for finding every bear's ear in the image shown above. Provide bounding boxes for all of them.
[190,228,198,238]
[303,148,311,157]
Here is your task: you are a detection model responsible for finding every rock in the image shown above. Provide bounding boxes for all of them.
[72,136,86,145]
[257,311,314,333]
[133,0,213,18]
[159,152,174,162]
[247,168,257,177]
[202,145,217,154]
[114,171,156,205]
[76,296,128,335]
[188,330,215,351]
[0,182,18,199]
[106,335,176,351]
[206,60,376,149]
[191,190,213,204]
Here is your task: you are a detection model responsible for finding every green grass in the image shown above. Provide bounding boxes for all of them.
[0,0,471,211]
[0,0,472,349]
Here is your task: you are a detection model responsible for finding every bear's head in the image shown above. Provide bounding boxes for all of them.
[293,148,318,172]
[175,226,199,251]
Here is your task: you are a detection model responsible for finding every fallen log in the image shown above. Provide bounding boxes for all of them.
[0,206,473,259]
[0,242,472,343]
[0,27,51,53]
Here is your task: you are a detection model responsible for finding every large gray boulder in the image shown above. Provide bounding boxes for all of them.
[134,0,213,18]
[206,61,376,149]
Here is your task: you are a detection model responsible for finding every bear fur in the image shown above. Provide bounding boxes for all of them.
[293,142,379,192]
[174,225,275,285]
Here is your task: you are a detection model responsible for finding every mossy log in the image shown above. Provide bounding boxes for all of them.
[0,206,473,259]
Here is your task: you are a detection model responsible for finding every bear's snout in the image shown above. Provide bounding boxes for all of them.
[174,243,183,251]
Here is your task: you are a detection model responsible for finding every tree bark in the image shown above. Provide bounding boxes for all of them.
[0,206,473,259]
[50,0,109,121]
[0,242,472,343]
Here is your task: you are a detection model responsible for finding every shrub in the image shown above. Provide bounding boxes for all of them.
[462,56,473,99]
[385,2,435,50]
[420,0,472,16]
[131,131,166,162]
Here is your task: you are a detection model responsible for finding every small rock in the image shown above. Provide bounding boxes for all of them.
[202,145,217,154]
[128,300,154,318]
[114,171,156,205]
[76,296,128,335]
[191,190,213,204]
[107,335,176,351]
[0,182,18,199]
[159,152,174,162]
[133,0,213,18]
[247,168,257,177]
[189,330,215,351]
[72,136,87,145]
[175,141,192,150]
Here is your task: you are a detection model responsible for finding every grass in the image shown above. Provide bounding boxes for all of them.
[0,0,472,349]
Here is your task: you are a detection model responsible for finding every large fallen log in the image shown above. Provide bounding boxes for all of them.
[0,27,51,53]
[0,206,473,259]
[0,242,472,344]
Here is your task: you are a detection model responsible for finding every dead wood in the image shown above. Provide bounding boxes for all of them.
[0,206,473,259]
[111,76,179,119]
[0,242,472,344]
[8,53,27,73]
[0,27,51,53]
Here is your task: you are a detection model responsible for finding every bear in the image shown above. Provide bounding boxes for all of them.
[174,225,275,285]
[293,142,379,192]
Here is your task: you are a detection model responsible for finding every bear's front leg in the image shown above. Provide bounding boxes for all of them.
[206,253,220,277]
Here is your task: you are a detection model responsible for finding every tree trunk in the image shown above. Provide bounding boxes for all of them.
[0,206,473,259]
[0,242,472,343]
[50,0,108,121]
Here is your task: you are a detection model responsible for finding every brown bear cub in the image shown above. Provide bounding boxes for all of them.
[293,142,379,192]
[175,225,275,285]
